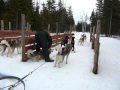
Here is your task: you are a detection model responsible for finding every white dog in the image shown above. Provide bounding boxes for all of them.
[78,35,84,46]
[54,44,72,68]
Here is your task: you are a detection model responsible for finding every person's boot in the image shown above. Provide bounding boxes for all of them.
[45,57,54,62]
[45,60,54,62]
[45,59,54,62]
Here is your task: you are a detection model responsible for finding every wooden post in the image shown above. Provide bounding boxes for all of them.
[29,24,31,30]
[93,20,101,74]
[21,14,26,62]
[91,26,95,49]
[90,27,92,42]
[9,21,11,31]
[56,22,59,35]
[26,22,29,31]
[84,22,86,32]
[82,22,84,33]
[27,23,31,31]
[48,24,50,33]
[1,20,4,30]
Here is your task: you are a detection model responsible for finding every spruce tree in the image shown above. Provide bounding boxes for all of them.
[3,0,33,30]
[0,0,5,19]
[102,0,120,36]
[76,22,82,32]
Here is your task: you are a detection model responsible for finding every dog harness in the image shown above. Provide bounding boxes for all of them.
[61,47,70,55]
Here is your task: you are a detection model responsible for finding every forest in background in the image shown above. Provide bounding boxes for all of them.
[87,0,120,36]
[0,0,74,33]
[0,0,120,36]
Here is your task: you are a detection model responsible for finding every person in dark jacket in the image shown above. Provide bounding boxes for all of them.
[35,30,54,62]
[71,33,75,51]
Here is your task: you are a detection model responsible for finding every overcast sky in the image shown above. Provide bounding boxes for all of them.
[33,0,97,24]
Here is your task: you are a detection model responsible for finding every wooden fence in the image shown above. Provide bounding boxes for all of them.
[0,30,66,61]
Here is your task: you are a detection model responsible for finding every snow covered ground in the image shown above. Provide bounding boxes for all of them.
[0,32,120,90]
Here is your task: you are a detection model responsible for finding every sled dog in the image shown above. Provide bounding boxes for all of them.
[54,44,72,68]
[0,39,21,57]
[78,35,84,46]
[0,40,11,56]
[26,49,44,61]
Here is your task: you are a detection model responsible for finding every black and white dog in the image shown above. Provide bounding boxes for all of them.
[54,44,72,68]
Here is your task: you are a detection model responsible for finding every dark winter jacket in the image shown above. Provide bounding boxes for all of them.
[71,36,75,44]
[35,30,52,48]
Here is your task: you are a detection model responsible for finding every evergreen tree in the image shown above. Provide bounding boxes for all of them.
[102,0,111,36]
[110,0,120,35]
[46,0,57,32]
[102,0,120,36]
[96,0,103,18]
[31,2,42,31]
[76,22,82,32]
[3,0,33,30]
[0,0,5,19]
[0,0,75,32]
[90,10,97,29]
[67,6,74,25]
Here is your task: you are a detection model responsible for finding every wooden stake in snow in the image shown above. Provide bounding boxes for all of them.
[93,19,101,74]
[21,14,26,62]
[48,24,50,33]
[90,27,92,42]
[91,26,95,49]
[9,21,11,31]
[56,22,59,35]
[1,20,4,30]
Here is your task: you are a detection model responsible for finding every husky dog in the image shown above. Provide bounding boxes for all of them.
[26,49,44,61]
[0,40,12,56]
[78,35,84,46]
[15,38,22,54]
[9,38,22,54]
[0,43,8,55]
[54,44,72,68]
[0,39,22,57]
